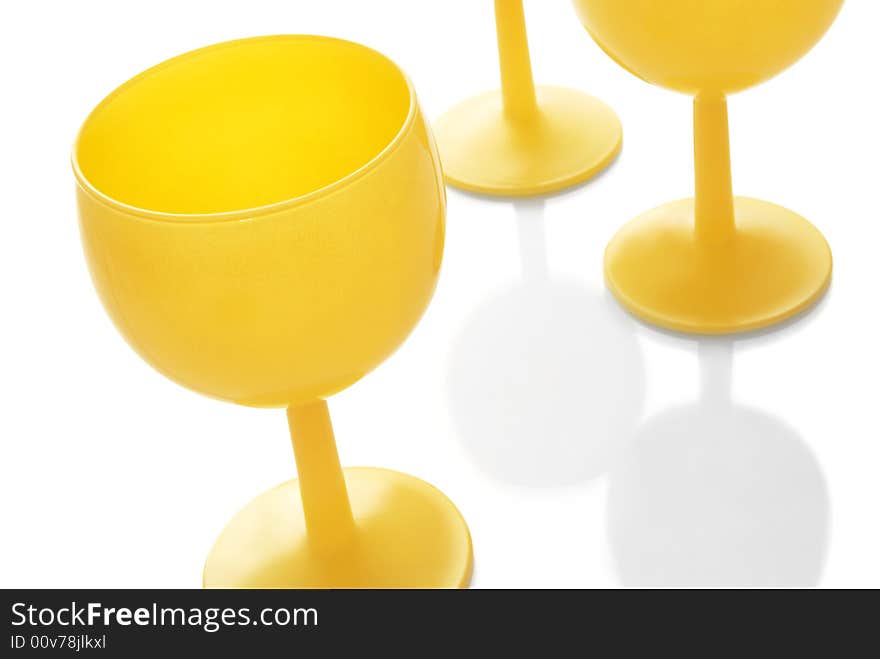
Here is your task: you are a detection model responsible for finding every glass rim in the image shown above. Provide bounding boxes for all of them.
[71,34,419,225]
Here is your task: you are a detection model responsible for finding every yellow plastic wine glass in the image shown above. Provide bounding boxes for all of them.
[573,0,844,334]
[435,0,622,197]
[73,35,472,588]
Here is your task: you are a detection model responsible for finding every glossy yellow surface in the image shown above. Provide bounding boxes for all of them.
[204,401,472,588]
[573,0,844,95]
[435,0,621,197]
[605,198,832,335]
[74,35,472,588]
[573,0,842,334]
[75,36,444,407]
[204,466,473,588]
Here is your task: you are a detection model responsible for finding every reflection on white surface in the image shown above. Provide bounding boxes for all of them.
[447,201,645,487]
[607,340,830,587]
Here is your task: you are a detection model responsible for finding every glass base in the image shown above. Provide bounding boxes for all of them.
[203,467,473,588]
[434,85,622,197]
[604,197,832,334]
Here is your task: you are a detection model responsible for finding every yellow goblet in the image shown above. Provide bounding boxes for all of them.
[435,0,622,197]
[73,35,472,588]
[573,0,844,334]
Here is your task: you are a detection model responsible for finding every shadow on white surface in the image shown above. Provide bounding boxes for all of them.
[607,340,830,587]
[446,200,645,487]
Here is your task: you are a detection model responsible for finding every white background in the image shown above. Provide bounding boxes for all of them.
[1,0,878,588]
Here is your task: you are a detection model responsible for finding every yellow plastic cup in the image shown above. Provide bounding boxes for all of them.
[573,0,844,334]
[74,35,472,588]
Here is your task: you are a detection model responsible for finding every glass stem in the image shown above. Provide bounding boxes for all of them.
[694,93,736,244]
[495,0,538,120]
[286,400,355,551]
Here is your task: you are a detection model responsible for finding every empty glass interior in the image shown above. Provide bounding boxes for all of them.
[76,37,412,216]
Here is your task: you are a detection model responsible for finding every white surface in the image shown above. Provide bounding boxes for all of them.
[1,0,878,588]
